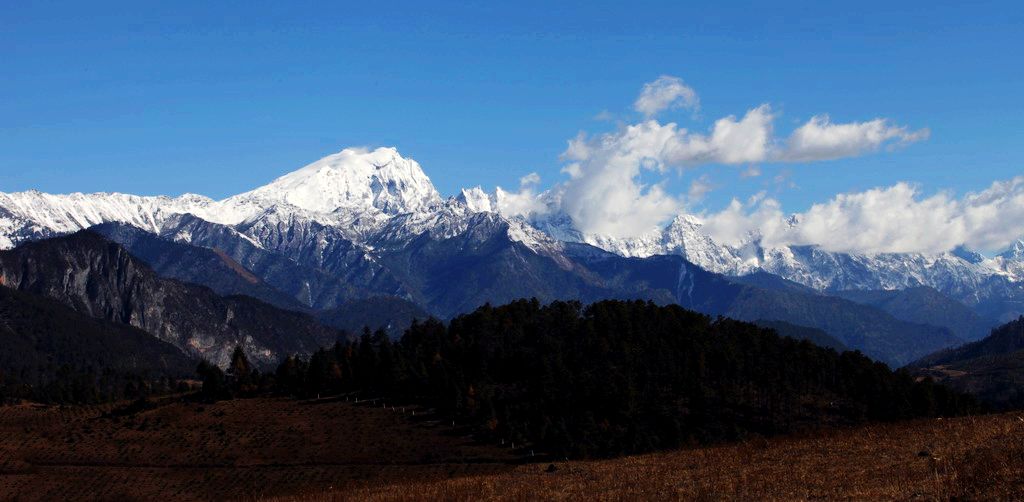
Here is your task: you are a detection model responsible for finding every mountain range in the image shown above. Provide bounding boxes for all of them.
[1,146,1019,366]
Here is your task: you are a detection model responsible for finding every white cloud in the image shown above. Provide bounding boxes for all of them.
[558,122,684,237]
[779,115,930,162]
[553,106,775,238]
[490,172,549,218]
[740,165,761,178]
[634,76,700,118]
[697,105,774,164]
[688,175,714,203]
[494,78,937,243]
[703,194,787,248]
[549,102,937,239]
[519,172,541,186]
[961,177,1024,252]
[701,177,1024,254]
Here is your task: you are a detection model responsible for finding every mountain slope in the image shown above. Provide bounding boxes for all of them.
[90,222,307,311]
[224,146,442,216]
[0,285,194,375]
[0,285,194,401]
[910,317,1024,409]
[530,208,1024,322]
[678,262,962,366]
[158,213,380,309]
[372,213,648,318]
[834,287,997,342]
[317,297,431,339]
[0,232,340,366]
[563,244,961,366]
[753,320,848,352]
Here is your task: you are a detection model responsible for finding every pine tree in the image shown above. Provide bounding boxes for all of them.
[196,360,227,401]
[227,346,254,395]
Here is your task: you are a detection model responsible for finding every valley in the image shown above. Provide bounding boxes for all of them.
[5,6,1024,501]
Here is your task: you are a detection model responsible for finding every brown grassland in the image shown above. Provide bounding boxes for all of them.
[1,396,1022,501]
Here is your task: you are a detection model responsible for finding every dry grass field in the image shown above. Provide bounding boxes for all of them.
[274,413,1024,502]
[1,396,1022,501]
[0,396,516,501]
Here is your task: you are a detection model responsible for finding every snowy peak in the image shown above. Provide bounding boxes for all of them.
[999,239,1024,261]
[228,147,442,216]
[951,245,987,264]
[0,190,219,248]
[987,238,1024,282]
[456,186,496,213]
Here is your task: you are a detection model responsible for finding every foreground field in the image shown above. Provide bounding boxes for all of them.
[1,397,1022,501]
[0,396,516,501]
[282,414,1024,501]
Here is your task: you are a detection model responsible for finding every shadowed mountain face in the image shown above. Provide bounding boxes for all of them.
[834,287,998,342]
[675,261,962,367]
[910,317,1024,409]
[0,232,340,367]
[153,213,674,319]
[0,285,195,380]
[753,320,848,352]
[317,297,431,339]
[369,214,668,319]
[157,213,382,310]
[90,222,308,312]
[563,243,962,366]
[93,222,435,341]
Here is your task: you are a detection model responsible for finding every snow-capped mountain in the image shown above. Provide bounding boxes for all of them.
[448,182,1024,321]
[219,146,443,225]
[527,207,1022,317]
[2,145,1023,324]
[0,147,537,252]
[0,190,218,249]
[989,240,1024,281]
[0,146,592,316]
[6,145,1024,363]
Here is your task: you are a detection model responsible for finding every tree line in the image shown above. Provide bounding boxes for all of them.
[0,366,189,405]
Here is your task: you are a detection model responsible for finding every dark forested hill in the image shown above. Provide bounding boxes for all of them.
[273,299,976,458]
[0,285,194,403]
[910,317,1024,409]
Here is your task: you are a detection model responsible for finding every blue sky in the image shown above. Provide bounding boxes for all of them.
[2,0,1022,218]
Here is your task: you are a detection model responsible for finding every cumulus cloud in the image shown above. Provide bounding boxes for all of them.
[779,115,930,162]
[553,106,775,237]
[701,177,1024,254]
[558,124,683,237]
[634,76,700,118]
[960,177,1024,252]
[519,172,541,186]
[687,175,714,203]
[740,165,762,178]
[490,172,550,218]
[485,77,936,242]
[550,102,939,239]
